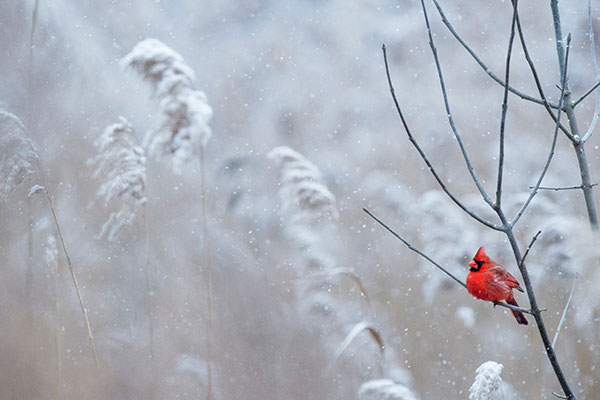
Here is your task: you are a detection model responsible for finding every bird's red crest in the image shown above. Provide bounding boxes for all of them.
[473,246,489,263]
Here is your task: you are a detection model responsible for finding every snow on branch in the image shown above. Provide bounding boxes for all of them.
[121,38,213,173]
[0,110,39,202]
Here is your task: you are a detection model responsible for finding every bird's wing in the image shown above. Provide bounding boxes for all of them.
[489,266,524,292]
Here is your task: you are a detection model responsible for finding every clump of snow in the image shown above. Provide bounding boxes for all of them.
[88,117,146,241]
[469,361,503,400]
[0,110,39,202]
[121,39,212,173]
[358,379,419,400]
[28,184,45,197]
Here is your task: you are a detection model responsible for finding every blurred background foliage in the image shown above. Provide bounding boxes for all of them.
[0,0,599,398]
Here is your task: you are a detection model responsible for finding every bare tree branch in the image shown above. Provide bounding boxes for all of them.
[552,274,578,349]
[528,183,598,191]
[419,0,494,207]
[430,0,559,109]
[432,0,572,138]
[511,1,576,141]
[572,81,600,108]
[551,0,599,232]
[510,34,570,228]
[582,0,600,143]
[382,44,502,231]
[519,230,542,269]
[363,208,466,289]
[495,1,519,209]
[378,2,578,397]
[362,208,532,316]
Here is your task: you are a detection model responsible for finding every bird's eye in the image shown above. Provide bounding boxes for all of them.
[475,260,484,268]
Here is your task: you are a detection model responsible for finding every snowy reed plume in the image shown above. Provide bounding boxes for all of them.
[88,117,146,241]
[469,361,504,400]
[268,146,339,226]
[0,110,39,202]
[358,379,419,400]
[269,145,349,322]
[268,145,339,273]
[120,38,213,173]
[269,145,388,385]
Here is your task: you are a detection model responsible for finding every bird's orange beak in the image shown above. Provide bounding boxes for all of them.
[468,260,476,269]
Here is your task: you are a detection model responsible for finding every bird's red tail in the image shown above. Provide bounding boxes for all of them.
[507,294,528,325]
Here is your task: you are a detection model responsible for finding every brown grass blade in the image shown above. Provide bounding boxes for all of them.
[331,321,385,370]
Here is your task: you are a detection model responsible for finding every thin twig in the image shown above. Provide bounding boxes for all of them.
[362,208,533,316]
[495,0,519,209]
[519,230,542,268]
[381,45,501,231]
[493,302,532,314]
[510,34,571,228]
[553,392,569,399]
[430,0,573,136]
[430,0,559,109]
[512,0,575,141]
[529,183,598,191]
[552,274,578,349]
[363,208,465,288]
[582,0,600,143]
[419,0,494,207]
[573,81,600,108]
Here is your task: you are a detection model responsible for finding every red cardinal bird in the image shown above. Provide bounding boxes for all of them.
[466,247,528,325]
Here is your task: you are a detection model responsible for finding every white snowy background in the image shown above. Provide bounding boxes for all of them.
[0,0,599,398]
